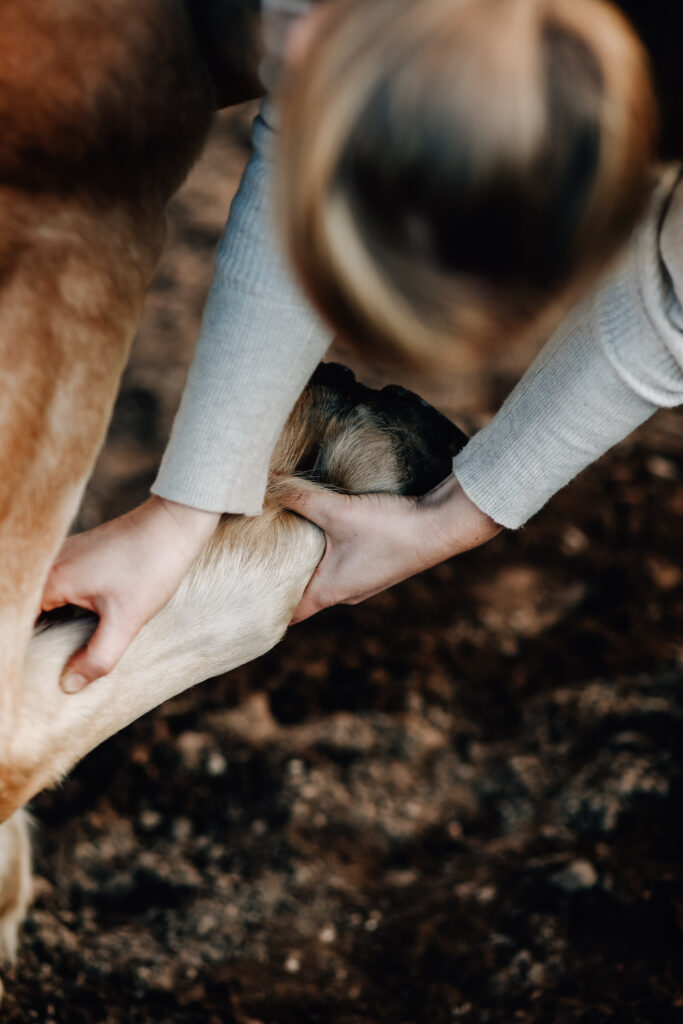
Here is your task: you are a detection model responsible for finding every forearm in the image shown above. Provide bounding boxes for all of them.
[152,103,333,515]
[454,171,683,529]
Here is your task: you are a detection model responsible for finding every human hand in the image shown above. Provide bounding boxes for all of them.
[282,473,502,622]
[41,496,220,693]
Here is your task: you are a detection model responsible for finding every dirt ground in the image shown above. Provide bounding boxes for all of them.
[3,105,683,1024]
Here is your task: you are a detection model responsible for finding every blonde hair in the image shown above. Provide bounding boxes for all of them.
[278,0,658,367]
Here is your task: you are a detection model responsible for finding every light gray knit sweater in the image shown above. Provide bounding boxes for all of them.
[152,7,683,529]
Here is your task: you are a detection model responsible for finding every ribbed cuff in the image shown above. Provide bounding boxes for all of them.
[452,305,657,528]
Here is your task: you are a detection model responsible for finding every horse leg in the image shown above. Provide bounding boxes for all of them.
[0,0,218,978]
[0,191,166,966]
[0,811,32,965]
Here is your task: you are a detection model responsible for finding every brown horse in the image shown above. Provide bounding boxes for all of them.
[0,0,263,817]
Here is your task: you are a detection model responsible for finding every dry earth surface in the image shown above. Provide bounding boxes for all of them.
[2,105,683,1024]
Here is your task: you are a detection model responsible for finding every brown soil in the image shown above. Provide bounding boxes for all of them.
[3,105,683,1024]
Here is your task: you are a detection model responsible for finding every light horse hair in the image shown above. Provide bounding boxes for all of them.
[0,361,466,970]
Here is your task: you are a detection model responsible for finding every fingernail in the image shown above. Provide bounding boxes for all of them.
[61,672,88,694]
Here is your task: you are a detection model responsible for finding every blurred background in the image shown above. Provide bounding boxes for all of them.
[4,105,683,1024]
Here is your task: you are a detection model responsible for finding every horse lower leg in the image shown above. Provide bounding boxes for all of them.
[0,190,164,816]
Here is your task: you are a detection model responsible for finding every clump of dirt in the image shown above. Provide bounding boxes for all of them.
[2,105,682,1024]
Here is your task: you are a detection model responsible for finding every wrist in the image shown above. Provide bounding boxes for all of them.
[422,473,503,556]
[143,495,221,545]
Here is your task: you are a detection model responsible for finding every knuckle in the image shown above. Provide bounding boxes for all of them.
[44,565,65,593]
[87,652,117,678]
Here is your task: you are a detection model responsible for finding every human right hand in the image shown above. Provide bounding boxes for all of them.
[41,495,220,694]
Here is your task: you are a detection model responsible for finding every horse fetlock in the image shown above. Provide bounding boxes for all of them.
[0,810,32,964]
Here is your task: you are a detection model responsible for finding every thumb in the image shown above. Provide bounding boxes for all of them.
[277,478,344,531]
[60,612,134,694]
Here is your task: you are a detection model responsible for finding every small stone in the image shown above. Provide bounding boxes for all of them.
[448,821,464,840]
[561,525,589,555]
[206,751,228,776]
[551,858,598,892]
[176,731,209,771]
[196,913,217,937]
[319,923,337,944]
[454,881,477,901]
[139,809,162,830]
[452,1003,473,1018]
[285,954,301,973]
[528,962,546,986]
[646,455,678,480]
[478,885,497,904]
[172,816,193,842]
[647,557,682,591]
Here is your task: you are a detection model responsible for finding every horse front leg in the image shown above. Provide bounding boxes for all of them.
[0,811,32,966]
[0,190,164,968]
[0,190,164,813]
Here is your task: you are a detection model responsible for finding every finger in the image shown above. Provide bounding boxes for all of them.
[279,479,347,531]
[289,590,326,624]
[40,582,96,617]
[40,567,70,613]
[40,592,69,613]
[60,614,133,694]
[288,559,336,623]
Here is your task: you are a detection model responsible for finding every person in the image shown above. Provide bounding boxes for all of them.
[42,0,682,694]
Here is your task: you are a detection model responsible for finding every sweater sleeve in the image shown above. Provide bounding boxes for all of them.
[151,102,333,515]
[453,171,683,529]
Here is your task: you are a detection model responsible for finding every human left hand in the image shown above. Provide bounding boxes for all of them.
[41,496,220,692]
[281,473,502,622]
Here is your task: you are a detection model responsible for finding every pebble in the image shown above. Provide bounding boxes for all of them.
[561,525,589,554]
[551,859,598,892]
[646,455,678,480]
[285,954,301,973]
[172,816,193,842]
[206,751,228,776]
